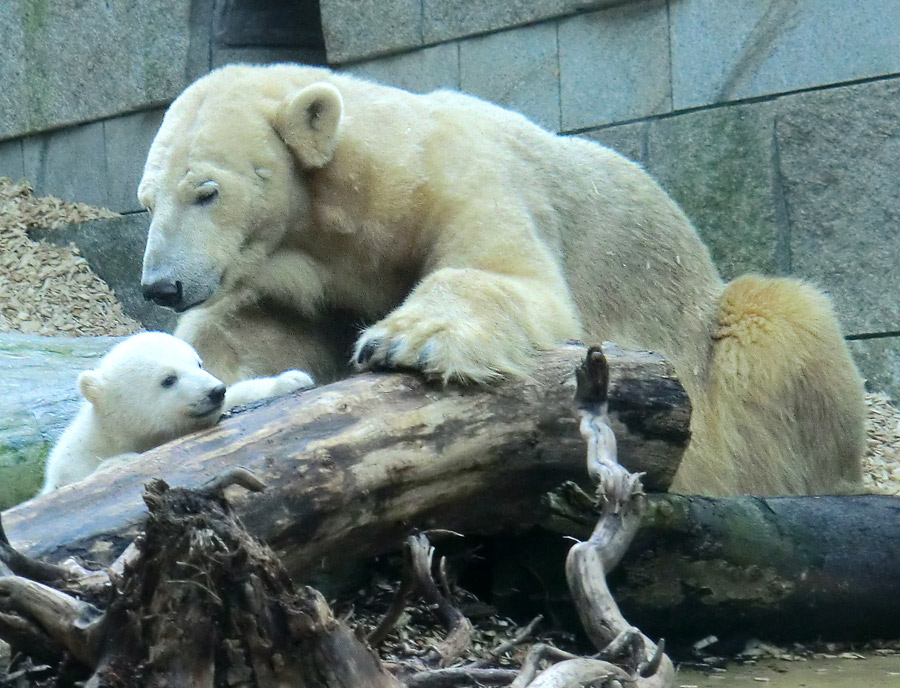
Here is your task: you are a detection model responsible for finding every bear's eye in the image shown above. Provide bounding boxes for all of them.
[195,181,219,206]
[161,374,178,389]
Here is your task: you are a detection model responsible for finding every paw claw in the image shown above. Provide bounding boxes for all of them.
[417,342,435,369]
[356,338,380,365]
[386,341,404,366]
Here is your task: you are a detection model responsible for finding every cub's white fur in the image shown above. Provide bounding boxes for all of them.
[41,332,313,493]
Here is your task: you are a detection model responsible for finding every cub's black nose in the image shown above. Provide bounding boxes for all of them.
[208,385,226,406]
[142,279,183,309]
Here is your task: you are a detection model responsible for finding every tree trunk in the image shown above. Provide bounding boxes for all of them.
[0,334,120,509]
[616,493,900,643]
[2,343,690,579]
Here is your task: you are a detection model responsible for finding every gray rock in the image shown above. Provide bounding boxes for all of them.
[320,0,633,63]
[104,108,167,214]
[670,0,900,109]
[460,23,560,131]
[422,0,624,44]
[848,337,900,399]
[559,1,671,130]
[187,0,215,79]
[776,80,900,335]
[0,0,194,138]
[23,121,108,208]
[578,121,649,165]
[645,101,785,281]
[346,43,460,94]
[31,214,177,333]
[0,138,24,181]
[320,0,423,64]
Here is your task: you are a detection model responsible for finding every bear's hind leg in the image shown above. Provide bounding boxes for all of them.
[681,275,867,496]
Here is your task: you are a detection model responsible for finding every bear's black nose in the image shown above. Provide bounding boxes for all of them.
[142,279,183,309]
[208,385,226,406]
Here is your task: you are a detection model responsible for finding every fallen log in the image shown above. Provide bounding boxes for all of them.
[498,490,900,644]
[2,343,690,579]
[613,492,900,644]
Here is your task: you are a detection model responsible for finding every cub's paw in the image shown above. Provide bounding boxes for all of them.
[272,369,316,395]
[352,313,532,384]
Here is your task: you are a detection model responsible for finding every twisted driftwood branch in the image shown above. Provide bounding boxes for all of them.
[512,347,675,687]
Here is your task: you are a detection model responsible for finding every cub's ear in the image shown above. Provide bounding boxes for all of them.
[274,82,343,168]
[77,371,104,407]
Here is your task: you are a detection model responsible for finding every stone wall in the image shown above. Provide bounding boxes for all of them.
[1,0,898,396]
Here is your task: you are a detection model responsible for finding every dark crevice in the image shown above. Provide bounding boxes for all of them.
[845,331,900,341]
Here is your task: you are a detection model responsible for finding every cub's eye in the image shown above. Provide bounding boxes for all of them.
[161,374,178,388]
[195,181,219,206]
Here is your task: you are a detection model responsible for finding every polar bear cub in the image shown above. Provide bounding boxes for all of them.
[41,331,313,493]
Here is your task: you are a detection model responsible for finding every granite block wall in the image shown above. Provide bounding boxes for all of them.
[0,0,897,395]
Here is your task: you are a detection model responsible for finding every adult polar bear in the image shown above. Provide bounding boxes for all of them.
[139,63,866,496]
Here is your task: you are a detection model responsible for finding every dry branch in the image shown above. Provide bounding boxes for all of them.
[546,347,674,687]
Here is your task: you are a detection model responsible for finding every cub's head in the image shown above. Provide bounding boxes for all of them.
[138,64,344,312]
[79,332,226,451]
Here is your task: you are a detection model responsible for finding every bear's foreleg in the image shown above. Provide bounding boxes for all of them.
[175,298,355,386]
[352,267,581,383]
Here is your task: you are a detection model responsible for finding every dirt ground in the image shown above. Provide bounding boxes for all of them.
[676,651,900,687]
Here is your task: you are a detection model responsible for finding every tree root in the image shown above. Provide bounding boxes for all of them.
[1,471,402,687]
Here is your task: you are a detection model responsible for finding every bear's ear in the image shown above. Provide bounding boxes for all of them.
[77,371,104,407]
[274,82,343,168]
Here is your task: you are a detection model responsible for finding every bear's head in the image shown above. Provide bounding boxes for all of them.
[138,64,344,312]
[79,332,226,452]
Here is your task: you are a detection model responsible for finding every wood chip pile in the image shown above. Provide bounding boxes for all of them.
[0,176,897,492]
[0,177,142,336]
[863,392,900,496]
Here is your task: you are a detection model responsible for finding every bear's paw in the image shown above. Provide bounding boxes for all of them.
[352,313,533,385]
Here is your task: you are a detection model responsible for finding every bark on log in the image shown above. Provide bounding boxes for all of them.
[2,343,690,579]
[0,334,120,510]
[543,491,900,643]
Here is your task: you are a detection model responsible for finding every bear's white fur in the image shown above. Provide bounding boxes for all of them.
[41,332,313,493]
[137,64,867,496]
